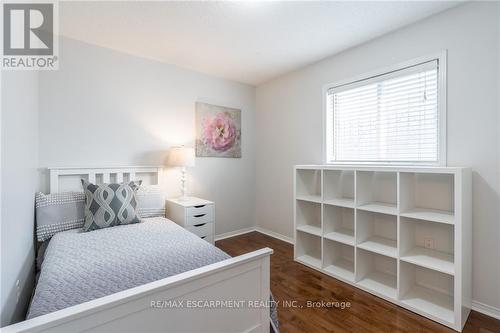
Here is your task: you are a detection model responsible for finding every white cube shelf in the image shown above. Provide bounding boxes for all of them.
[357,248,398,299]
[323,170,355,207]
[400,217,454,275]
[296,230,322,269]
[357,210,398,258]
[294,165,471,331]
[357,171,398,215]
[323,205,354,245]
[296,169,322,203]
[400,172,455,224]
[400,262,455,325]
[323,239,355,282]
[296,200,322,236]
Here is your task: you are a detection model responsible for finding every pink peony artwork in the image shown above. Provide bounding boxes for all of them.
[195,102,241,158]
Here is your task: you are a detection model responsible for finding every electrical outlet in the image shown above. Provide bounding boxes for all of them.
[424,238,435,249]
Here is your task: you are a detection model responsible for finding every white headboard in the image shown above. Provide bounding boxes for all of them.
[48,166,162,193]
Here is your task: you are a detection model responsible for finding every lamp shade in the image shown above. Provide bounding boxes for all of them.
[167,146,195,167]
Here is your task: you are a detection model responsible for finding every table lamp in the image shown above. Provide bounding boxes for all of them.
[167,146,195,201]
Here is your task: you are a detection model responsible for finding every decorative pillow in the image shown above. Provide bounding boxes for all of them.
[81,180,142,232]
[136,184,166,218]
[35,192,85,242]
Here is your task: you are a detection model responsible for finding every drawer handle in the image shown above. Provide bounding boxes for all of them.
[194,205,206,208]
[194,223,206,227]
[193,214,206,218]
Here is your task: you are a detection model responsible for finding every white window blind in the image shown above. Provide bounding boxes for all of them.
[326,60,441,164]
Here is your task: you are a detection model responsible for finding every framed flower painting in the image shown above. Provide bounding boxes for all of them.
[195,102,241,158]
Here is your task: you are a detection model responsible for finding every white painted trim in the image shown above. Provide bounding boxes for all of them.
[215,227,294,245]
[438,50,448,167]
[215,227,256,241]
[256,227,294,244]
[472,301,500,320]
[322,51,447,166]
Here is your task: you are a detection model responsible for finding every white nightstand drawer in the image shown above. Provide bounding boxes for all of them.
[187,222,213,238]
[186,205,214,226]
[200,235,214,244]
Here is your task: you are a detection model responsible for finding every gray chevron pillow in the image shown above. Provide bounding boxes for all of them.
[81,180,142,232]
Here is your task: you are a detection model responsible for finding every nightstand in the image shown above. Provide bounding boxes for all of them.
[166,197,215,244]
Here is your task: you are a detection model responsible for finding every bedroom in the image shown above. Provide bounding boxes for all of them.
[0,1,499,332]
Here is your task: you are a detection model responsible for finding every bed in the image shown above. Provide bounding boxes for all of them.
[3,167,275,333]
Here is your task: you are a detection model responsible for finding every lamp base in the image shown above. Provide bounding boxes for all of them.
[179,167,190,202]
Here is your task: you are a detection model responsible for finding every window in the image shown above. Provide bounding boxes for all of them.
[325,55,445,165]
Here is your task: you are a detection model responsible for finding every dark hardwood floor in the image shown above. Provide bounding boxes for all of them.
[216,232,500,333]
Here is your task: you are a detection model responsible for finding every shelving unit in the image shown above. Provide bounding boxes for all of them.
[294,165,471,331]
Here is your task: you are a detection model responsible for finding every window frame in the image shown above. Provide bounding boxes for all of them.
[322,51,447,166]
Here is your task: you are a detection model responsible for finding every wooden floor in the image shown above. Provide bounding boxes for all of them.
[216,232,500,333]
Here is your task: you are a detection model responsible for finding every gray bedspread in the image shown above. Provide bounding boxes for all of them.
[27,217,278,332]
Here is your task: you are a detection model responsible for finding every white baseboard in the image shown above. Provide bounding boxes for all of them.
[255,227,294,244]
[472,300,500,320]
[214,227,255,241]
[215,226,294,244]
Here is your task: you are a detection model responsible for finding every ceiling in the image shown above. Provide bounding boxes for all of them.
[60,1,461,86]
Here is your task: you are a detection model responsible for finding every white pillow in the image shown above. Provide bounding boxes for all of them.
[35,192,85,241]
[136,185,166,218]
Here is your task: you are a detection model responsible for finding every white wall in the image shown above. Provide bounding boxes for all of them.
[0,71,39,326]
[39,37,256,236]
[256,2,500,312]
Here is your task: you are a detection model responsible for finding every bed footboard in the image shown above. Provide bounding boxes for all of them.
[2,248,273,333]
